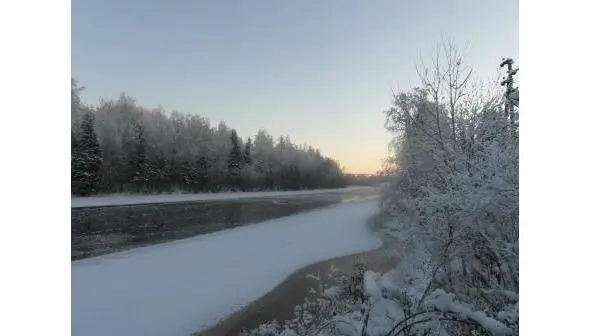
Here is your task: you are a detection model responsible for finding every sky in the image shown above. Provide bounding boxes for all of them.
[72,0,518,174]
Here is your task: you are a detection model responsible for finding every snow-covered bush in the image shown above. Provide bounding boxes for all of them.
[376,43,519,335]
[245,43,518,335]
[244,255,516,336]
[241,264,374,336]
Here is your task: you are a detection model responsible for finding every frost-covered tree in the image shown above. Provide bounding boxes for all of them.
[377,44,519,335]
[71,83,347,195]
[253,129,277,190]
[228,129,244,190]
[243,137,253,166]
[73,112,103,196]
[71,130,80,192]
[241,137,257,191]
[194,154,210,191]
[71,78,85,129]
[128,123,152,192]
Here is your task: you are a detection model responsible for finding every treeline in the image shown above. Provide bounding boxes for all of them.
[71,79,347,196]
[344,173,389,186]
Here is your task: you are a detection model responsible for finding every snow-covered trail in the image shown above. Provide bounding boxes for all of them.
[71,198,382,336]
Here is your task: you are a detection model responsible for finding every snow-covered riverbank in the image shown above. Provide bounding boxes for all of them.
[72,198,381,336]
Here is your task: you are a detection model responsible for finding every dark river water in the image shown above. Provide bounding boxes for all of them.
[71,187,379,260]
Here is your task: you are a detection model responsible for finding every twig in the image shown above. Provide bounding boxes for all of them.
[361,304,372,336]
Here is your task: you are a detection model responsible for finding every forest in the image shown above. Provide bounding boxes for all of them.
[71,80,347,196]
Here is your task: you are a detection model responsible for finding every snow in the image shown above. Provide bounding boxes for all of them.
[322,286,342,299]
[363,271,383,300]
[71,186,369,208]
[425,289,512,336]
[71,198,382,336]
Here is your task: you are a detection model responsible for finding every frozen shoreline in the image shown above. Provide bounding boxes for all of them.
[71,186,373,208]
[197,238,400,335]
[72,198,382,336]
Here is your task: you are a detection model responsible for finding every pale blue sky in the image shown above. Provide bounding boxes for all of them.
[72,0,518,174]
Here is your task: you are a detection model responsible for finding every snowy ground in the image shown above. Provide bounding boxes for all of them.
[71,197,382,336]
[71,186,370,208]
